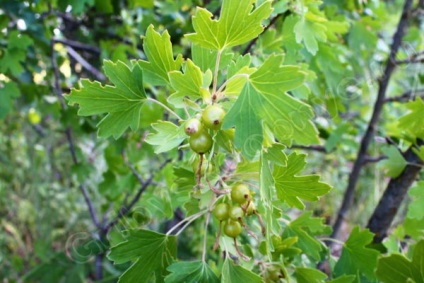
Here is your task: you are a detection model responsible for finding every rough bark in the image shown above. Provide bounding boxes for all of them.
[367,139,424,243]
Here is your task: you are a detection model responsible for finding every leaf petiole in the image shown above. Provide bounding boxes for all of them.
[166,209,208,236]
[216,74,250,98]
[147,97,183,121]
[211,49,223,102]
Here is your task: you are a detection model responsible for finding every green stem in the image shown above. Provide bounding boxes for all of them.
[202,211,211,262]
[319,237,345,246]
[211,49,223,102]
[166,210,207,236]
[147,97,183,121]
[216,74,249,96]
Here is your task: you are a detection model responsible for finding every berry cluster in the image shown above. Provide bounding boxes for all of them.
[184,104,226,154]
[183,104,266,262]
[212,183,265,260]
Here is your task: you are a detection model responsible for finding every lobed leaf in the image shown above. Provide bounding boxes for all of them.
[186,0,273,50]
[138,25,184,86]
[273,153,332,209]
[108,229,177,283]
[164,261,219,283]
[66,60,146,138]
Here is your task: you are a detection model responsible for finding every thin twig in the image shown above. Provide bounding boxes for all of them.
[242,11,289,55]
[196,154,204,188]
[202,208,212,262]
[51,40,67,109]
[291,145,327,152]
[330,0,414,243]
[203,193,227,260]
[65,45,106,81]
[395,57,424,64]
[384,89,424,103]
[51,39,101,229]
[363,155,387,164]
[103,159,172,233]
[128,162,144,184]
[213,221,222,251]
[53,38,101,54]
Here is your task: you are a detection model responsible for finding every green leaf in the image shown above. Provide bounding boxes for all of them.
[260,155,277,260]
[376,254,414,283]
[376,240,424,283]
[398,97,424,139]
[224,55,318,159]
[294,17,327,55]
[407,181,424,220]
[66,60,146,138]
[138,25,183,86]
[326,275,356,283]
[325,123,350,152]
[252,55,318,146]
[223,82,264,160]
[164,261,219,283]
[268,235,302,260]
[334,226,379,280]
[108,229,177,283]
[404,217,424,240]
[0,31,33,76]
[129,0,154,9]
[378,145,407,178]
[282,211,331,260]
[413,146,424,162]
[221,258,263,283]
[295,267,327,283]
[0,81,20,119]
[273,153,332,209]
[186,0,273,50]
[8,31,33,50]
[145,121,186,154]
[348,21,378,54]
[191,44,234,73]
[263,143,287,167]
[95,0,114,13]
[412,240,424,283]
[58,0,94,14]
[260,91,319,146]
[168,59,207,107]
[250,54,306,94]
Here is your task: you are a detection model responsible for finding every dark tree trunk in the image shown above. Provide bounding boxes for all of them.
[367,139,424,243]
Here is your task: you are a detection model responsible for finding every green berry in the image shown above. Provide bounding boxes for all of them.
[246,202,256,216]
[231,184,251,204]
[224,220,242,238]
[189,130,213,154]
[213,203,229,221]
[229,206,244,220]
[184,118,203,136]
[202,105,225,130]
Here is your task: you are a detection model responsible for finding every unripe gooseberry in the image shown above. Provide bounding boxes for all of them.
[28,108,41,124]
[231,184,251,204]
[213,203,229,221]
[224,220,242,238]
[184,118,203,136]
[201,105,225,130]
[189,130,213,154]
[229,206,244,220]
[245,202,256,216]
